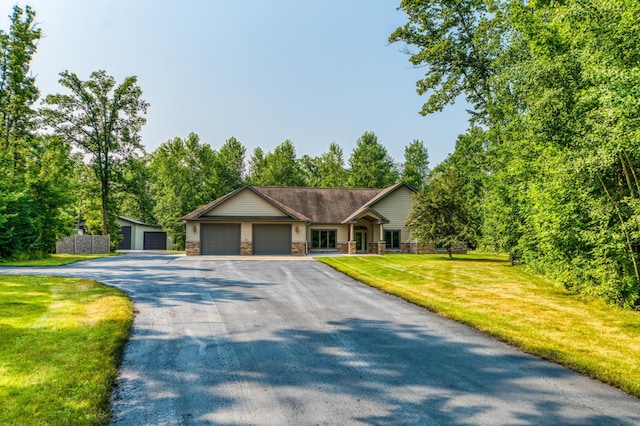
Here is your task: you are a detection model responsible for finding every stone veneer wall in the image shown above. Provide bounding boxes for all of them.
[241,242,252,256]
[401,242,436,254]
[291,242,306,256]
[337,243,349,254]
[186,241,200,256]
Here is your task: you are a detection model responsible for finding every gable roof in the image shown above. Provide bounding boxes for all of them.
[181,182,415,224]
[117,216,161,228]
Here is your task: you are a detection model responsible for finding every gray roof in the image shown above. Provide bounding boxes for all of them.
[181,183,414,224]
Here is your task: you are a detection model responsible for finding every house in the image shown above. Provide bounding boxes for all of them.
[180,183,451,256]
[116,216,173,251]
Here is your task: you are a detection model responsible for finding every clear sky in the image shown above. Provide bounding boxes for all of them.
[11,0,470,166]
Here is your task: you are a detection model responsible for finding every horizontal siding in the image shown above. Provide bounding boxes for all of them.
[372,186,414,242]
[203,189,285,217]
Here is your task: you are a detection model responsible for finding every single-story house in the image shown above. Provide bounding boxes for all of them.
[180,183,463,256]
[116,216,173,251]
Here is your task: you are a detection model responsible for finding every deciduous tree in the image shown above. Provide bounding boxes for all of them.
[42,70,148,237]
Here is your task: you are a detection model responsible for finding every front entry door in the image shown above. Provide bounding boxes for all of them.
[355,231,367,253]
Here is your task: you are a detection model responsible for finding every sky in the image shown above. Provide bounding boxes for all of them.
[10,0,470,167]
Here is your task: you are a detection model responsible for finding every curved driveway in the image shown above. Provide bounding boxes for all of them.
[2,252,639,425]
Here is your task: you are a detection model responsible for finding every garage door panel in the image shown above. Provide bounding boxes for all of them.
[118,226,132,250]
[253,224,291,255]
[201,224,240,255]
[144,232,167,250]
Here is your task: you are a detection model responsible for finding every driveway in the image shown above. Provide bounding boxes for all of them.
[2,252,639,425]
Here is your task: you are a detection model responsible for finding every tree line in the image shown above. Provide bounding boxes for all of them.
[0,5,429,259]
[393,0,640,308]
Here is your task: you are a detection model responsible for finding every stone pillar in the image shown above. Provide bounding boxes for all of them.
[347,240,356,254]
[241,241,252,255]
[377,241,386,255]
[291,242,306,256]
[186,241,201,256]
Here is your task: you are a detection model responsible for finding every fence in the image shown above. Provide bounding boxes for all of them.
[56,235,110,254]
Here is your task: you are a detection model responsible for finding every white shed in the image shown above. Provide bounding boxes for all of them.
[116,216,173,251]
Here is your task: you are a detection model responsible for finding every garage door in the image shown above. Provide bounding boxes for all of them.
[253,224,291,255]
[201,224,240,255]
[118,226,132,250]
[143,232,167,250]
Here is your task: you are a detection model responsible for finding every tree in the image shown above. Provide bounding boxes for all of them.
[406,167,471,259]
[317,142,348,188]
[248,140,305,186]
[389,0,511,132]
[246,147,266,185]
[347,131,398,188]
[42,70,149,237]
[215,136,245,194]
[148,133,218,249]
[0,5,41,169]
[401,139,429,190]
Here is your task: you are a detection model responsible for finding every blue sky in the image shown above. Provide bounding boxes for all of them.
[12,0,470,166]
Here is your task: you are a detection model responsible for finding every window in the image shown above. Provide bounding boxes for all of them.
[384,230,400,249]
[311,229,336,249]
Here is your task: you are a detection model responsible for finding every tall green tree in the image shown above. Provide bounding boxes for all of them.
[42,70,149,237]
[406,167,471,259]
[249,140,305,186]
[317,142,348,188]
[215,136,245,194]
[347,131,398,188]
[0,5,40,168]
[148,133,217,249]
[401,139,429,190]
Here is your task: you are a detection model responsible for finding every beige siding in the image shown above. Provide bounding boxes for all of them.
[186,221,199,242]
[203,189,285,217]
[372,186,415,242]
[292,222,307,243]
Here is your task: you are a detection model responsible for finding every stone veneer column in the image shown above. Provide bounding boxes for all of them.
[186,241,200,256]
[291,242,306,256]
[347,240,356,254]
[377,241,386,255]
[240,242,252,255]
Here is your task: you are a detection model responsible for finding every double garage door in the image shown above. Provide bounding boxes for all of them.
[200,224,291,255]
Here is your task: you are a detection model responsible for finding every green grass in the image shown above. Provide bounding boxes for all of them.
[0,253,121,267]
[319,254,640,398]
[0,275,134,425]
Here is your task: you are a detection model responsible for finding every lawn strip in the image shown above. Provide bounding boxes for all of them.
[0,275,134,425]
[0,253,122,267]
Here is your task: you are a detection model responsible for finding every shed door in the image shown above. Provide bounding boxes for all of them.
[143,232,167,250]
[118,226,132,250]
[201,224,240,255]
[253,224,291,255]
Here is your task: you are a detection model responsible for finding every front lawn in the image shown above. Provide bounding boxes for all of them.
[0,275,134,425]
[319,254,640,398]
[0,253,121,267]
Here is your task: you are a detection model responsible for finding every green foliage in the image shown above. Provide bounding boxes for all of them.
[250,140,306,186]
[0,5,40,168]
[347,131,399,188]
[42,70,148,237]
[148,133,219,250]
[394,0,640,307]
[407,167,472,258]
[401,139,429,190]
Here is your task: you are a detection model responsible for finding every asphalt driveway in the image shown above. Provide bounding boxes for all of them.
[2,252,639,425]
